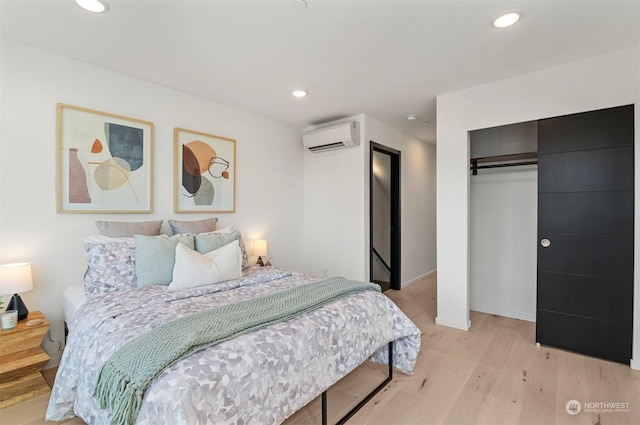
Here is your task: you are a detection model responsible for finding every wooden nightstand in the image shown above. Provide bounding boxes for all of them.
[0,311,51,408]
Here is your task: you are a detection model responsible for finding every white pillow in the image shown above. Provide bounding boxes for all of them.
[210,225,235,234]
[82,234,134,244]
[199,225,249,269]
[168,240,242,291]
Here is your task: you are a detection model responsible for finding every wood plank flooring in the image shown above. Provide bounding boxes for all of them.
[1,273,639,424]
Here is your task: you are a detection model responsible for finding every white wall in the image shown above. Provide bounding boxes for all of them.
[0,40,304,365]
[364,115,437,287]
[302,114,437,287]
[372,170,391,281]
[436,47,640,368]
[470,167,537,321]
[372,177,391,263]
[372,152,391,263]
[302,115,367,280]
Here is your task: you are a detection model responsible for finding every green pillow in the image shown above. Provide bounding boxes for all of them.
[195,231,238,254]
[135,234,195,286]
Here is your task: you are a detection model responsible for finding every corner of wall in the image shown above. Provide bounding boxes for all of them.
[435,316,469,331]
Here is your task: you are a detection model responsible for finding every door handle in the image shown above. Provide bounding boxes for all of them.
[540,239,551,248]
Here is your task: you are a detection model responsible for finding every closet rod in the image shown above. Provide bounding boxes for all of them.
[470,160,537,175]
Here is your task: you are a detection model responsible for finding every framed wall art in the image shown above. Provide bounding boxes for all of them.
[56,104,153,213]
[174,127,236,213]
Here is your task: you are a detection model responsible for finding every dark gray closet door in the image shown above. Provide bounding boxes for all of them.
[537,105,634,364]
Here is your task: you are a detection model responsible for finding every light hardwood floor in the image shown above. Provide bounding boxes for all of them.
[1,274,639,424]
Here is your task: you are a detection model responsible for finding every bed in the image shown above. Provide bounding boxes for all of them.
[46,226,421,425]
[61,283,85,339]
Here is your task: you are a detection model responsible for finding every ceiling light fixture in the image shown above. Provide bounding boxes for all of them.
[406,114,418,121]
[292,90,308,98]
[493,11,520,28]
[75,0,109,13]
[291,0,308,11]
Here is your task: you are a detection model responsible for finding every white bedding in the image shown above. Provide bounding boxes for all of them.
[48,267,421,424]
[62,284,86,329]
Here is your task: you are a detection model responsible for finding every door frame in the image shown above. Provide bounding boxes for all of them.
[370,141,401,290]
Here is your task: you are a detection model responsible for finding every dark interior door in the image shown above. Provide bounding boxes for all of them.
[537,105,634,364]
[370,142,401,290]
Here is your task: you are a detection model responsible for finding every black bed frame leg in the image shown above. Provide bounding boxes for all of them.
[321,341,394,425]
[322,391,328,425]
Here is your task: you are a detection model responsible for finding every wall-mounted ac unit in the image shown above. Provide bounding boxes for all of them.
[303,121,360,152]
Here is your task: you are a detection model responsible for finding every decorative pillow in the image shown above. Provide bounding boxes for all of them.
[83,237,137,297]
[168,241,243,291]
[134,234,195,287]
[83,234,134,244]
[95,220,162,237]
[194,231,238,253]
[211,225,235,234]
[205,226,249,269]
[236,233,249,270]
[168,218,218,235]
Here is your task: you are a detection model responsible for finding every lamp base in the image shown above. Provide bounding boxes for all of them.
[256,256,264,266]
[7,294,29,321]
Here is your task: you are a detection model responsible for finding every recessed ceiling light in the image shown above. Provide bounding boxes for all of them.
[291,0,308,11]
[406,114,418,121]
[493,12,520,28]
[75,0,109,13]
[292,90,308,98]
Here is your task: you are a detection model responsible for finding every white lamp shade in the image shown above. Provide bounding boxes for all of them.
[0,263,34,294]
[253,240,268,257]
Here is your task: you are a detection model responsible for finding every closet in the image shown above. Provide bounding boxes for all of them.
[470,104,634,364]
[469,122,538,323]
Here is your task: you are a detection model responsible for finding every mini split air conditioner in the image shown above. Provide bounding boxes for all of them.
[303,121,360,152]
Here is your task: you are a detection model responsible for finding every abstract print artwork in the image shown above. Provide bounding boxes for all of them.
[174,128,236,213]
[57,104,153,213]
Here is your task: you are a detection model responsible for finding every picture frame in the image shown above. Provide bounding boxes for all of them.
[174,127,236,213]
[56,103,153,213]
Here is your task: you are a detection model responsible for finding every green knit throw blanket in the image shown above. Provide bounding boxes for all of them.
[93,277,380,425]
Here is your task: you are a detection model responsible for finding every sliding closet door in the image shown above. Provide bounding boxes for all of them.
[537,105,634,364]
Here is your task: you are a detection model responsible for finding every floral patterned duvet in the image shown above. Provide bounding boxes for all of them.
[46,267,421,425]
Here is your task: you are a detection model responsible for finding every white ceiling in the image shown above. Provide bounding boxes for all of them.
[2,0,639,143]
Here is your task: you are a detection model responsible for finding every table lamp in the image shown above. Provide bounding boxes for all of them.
[253,240,268,266]
[0,262,34,321]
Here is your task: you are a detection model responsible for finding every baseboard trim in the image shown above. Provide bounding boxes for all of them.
[402,268,436,289]
[631,358,640,370]
[470,303,536,323]
[435,316,469,331]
